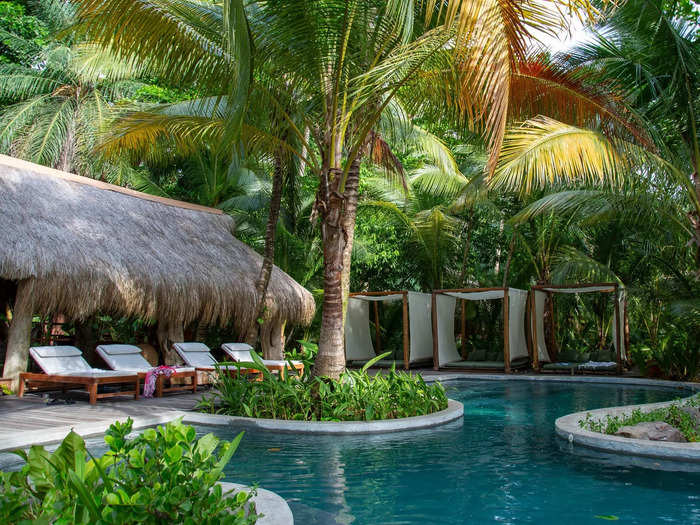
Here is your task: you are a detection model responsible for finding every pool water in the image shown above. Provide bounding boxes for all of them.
[214,380,699,524]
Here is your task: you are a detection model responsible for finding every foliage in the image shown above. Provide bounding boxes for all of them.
[579,395,700,442]
[0,1,48,66]
[197,349,448,421]
[0,418,257,524]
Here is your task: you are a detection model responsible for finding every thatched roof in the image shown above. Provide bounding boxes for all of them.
[0,154,315,330]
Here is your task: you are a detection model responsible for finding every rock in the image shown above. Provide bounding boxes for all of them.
[614,421,686,442]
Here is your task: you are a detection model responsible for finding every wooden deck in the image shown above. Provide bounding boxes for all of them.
[0,390,208,452]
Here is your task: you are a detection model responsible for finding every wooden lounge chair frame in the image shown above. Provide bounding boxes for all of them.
[18,372,139,405]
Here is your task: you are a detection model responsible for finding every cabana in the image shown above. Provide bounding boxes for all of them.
[432,287,529,373]
[530,283,628,374]
[0,155,315,388]
[344,291,433,369]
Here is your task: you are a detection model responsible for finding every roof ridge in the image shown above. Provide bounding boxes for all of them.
[0,154,223,215]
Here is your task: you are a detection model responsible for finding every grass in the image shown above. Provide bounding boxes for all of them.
[578,395,700,442]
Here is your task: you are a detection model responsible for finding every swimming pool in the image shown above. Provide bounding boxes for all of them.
[215,380,699,524]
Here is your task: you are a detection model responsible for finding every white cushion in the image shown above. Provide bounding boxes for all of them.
[96,345,152,371]
[221,343,254,362]
[30,346,92,375]
[173,342,217,367]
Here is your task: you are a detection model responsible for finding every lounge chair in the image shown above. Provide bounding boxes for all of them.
[172,342,262,379]
[96,344,197,397]
[18,346,139,405]
[221,343,304,378]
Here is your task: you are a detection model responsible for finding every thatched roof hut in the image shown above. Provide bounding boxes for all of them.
[0,154,315,332]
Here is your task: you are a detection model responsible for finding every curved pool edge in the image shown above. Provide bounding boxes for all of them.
[183,399,463,434]
[555,391,700,463]
[220,482,294,525]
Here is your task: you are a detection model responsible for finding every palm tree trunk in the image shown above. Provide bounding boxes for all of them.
[244,151,285,348]
[501,226,517,287]
[314,168,350,379]
[340,159,361,314]
[459,209,475,286]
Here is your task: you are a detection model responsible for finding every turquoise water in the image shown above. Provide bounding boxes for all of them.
[214,380,699,524]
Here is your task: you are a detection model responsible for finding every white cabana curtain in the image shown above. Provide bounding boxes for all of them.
[435,288,528,366]
[507,289,529,361]
[436,294,461,367]
[408,292,434,362]
[344,292,434,364]
[533,290,551,363]
[344,297,375,361]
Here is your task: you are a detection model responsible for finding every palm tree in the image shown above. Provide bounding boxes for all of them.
[73,0,612,378]
[0,1,144,180]
[492,0,699,272]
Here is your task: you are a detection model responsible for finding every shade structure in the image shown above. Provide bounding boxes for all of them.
[0,154,315,330]
[530,283,627,373]
[344,291,433,369]
[432,287,529,373]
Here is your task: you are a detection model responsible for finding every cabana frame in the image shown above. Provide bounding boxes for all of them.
[345,291,433,370]
[529,282,627,374]
[432,287,529,373]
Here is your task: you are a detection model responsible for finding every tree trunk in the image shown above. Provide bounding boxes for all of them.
[261,318,286,360]
[3,279,34,390]
[340,159,361,318]
[501,226,517,287]
[157,321,184,365]
[459,209,475,286]
[244,151,285,346]
[314,169,348,379]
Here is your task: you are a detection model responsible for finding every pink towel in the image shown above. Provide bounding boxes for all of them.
[143,366,177,397]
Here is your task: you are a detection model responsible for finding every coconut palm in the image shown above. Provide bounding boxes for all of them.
[73,0,622,377]
[492,0,700,271]
[0,1,145,179]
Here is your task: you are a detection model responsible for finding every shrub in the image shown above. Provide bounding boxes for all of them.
[0,418,257,524]
[198,347,448,421]
[579,395,700,442]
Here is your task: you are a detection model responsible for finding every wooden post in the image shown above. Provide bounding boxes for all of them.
[373,301,381,355]
[531,291,540,371]
[460,299,467,358]
[623,292,630,364]
[503,288,511,374]
[3,279,35,391]
[402,292,409,370]
[614,286,622,374]
[431,292,439,370]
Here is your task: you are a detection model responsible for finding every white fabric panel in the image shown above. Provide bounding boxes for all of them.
[436,294,461,366]
[351,294,404,302]
[445,290,504,301]
[612,289,627,361]
[97,345,151,371]
[507,289,529,361]
[408,292,433,362]
[533,291,551,363]
[344,297,376,361]
[537,285,615,294]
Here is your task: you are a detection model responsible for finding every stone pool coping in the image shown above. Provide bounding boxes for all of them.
[184,399,464,434]
[554,384,700,463]
[220,482,293,525]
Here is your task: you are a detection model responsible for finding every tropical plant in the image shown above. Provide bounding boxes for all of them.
[0,0,147,180]
[0,418,257,524]
[197,349,448,421]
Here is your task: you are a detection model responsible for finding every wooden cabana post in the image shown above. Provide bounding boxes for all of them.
[460,300,467,358]
[373,301,382,355]
[614,285,622,374]
[402,291,409,370]
[503,287,511,374]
